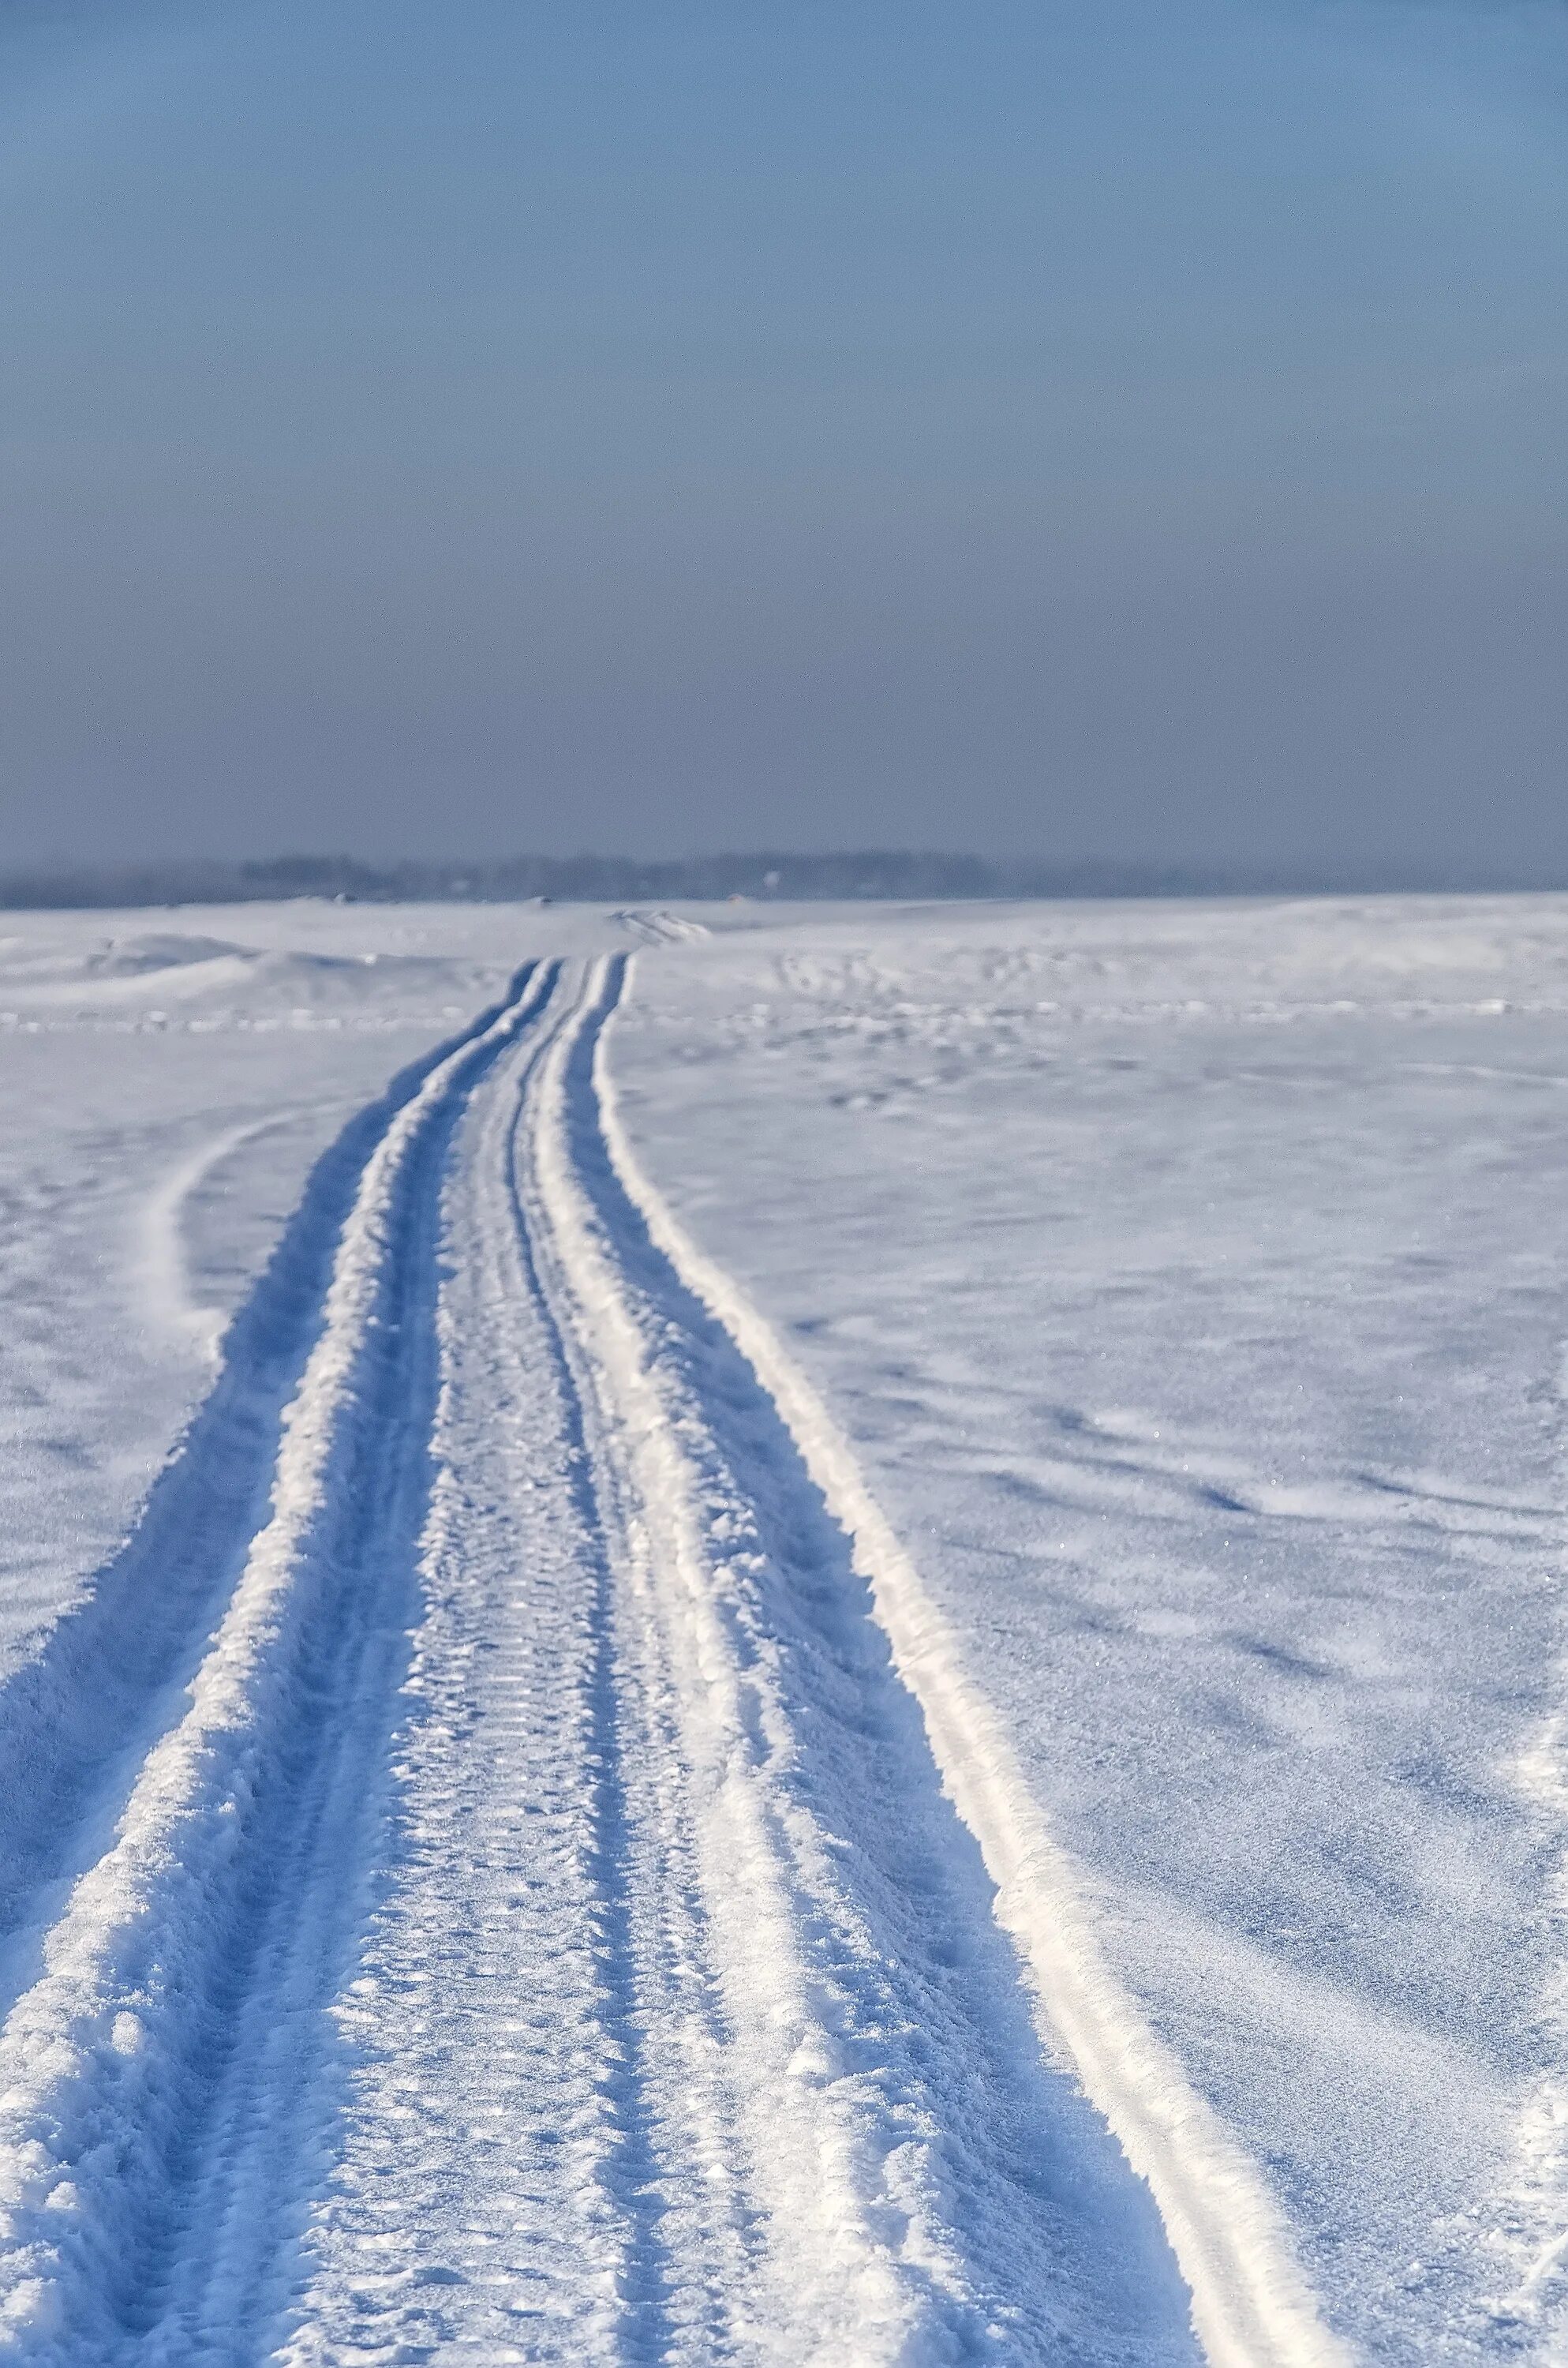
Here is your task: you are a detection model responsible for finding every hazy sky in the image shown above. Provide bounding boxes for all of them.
[2,1,1566,872]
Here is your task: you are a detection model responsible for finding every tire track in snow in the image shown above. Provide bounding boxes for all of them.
[0,967,540,2019]
[285,955,1203,2363]
[135,1107,316,1368]
[588,954,1354,2368]
[283,962,705,2364]
[0,961,559,2362]
[513,957,1204,2362]
[0,949,1340,2362]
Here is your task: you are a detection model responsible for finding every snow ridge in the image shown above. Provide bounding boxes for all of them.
[594,954,1351,2368]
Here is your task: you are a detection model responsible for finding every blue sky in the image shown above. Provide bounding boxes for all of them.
[2,2,1565,872]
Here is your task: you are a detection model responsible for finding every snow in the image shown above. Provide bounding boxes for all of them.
[0,968,555,2356]
[598,1021,1346,2368]
[0,891,1564,2360]
[0,901,619,1673]
[611,893,1568,2364]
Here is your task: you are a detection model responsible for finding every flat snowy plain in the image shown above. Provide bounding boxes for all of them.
[0,894,1565,2364]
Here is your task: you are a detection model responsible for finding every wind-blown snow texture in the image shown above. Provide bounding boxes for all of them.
[0,894,1565,2361]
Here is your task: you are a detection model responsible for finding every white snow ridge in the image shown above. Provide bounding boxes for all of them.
[0,945,1355,2363]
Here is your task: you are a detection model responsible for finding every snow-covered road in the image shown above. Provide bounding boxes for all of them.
[2,897,1566,2362]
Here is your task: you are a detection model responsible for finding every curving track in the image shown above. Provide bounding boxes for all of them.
[0,959,1341,2365]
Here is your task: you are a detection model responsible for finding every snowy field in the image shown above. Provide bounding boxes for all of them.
[1,894,1566,2363]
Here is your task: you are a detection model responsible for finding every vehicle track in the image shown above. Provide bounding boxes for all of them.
[0,955,1338,2365]
[0,960,558,2363]
[285,957,1199,2366]
[0,961,543,2017]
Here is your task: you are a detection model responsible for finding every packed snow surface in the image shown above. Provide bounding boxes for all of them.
[0,893,1564,2362]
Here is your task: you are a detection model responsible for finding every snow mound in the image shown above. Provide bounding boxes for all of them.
[81,933,253,977]
[0,932,249,987]
[612,909,711,945]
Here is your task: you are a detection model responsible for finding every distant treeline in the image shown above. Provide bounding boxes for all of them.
[0,849,1548,910]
